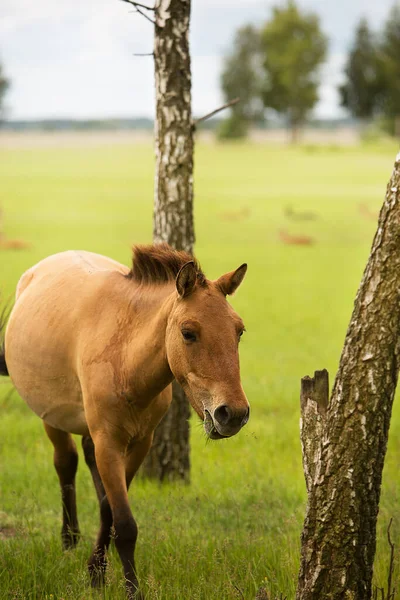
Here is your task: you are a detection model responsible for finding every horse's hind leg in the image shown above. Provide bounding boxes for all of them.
[82,435,112,588]
[44,423,80,549]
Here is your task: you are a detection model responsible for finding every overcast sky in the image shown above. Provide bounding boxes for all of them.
[0,0,397,120]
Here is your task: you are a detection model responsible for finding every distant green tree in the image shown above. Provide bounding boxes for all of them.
[379,4,400,136]
[219,25,264,139]
[261,1,328,142]
[0,59,10,121]
[217,113,249,140]
[339,19,383,121]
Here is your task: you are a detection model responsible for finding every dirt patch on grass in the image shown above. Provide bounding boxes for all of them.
[0,525,17,539]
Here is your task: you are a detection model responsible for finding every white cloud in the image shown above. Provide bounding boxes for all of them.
[1,0,123,21]
[192,55,223,117]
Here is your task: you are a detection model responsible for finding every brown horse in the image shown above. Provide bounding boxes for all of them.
[0,243,249,598]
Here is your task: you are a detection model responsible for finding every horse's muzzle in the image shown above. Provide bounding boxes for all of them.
[204,405,250,439]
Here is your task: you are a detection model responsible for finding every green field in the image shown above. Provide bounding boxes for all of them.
[0,137,400,599]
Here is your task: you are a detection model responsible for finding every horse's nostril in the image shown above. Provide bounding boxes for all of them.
[214,404,231,426]
[241,406,250,426]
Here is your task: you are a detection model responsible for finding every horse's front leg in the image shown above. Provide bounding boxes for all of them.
[125,434,153,489]
[91,430,146,599]
[82,435,112,588]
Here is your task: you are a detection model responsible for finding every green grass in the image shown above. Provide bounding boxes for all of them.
[0,138,400,599]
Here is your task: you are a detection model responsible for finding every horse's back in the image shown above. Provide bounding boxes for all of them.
[6,251,129,434]
[16,250,129,299]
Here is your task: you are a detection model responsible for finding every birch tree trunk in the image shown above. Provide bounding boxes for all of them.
[142,0,194,481]
[297,154,400,599]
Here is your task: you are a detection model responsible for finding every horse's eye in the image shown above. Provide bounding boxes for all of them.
[238,329,245,341]
[182,330,197,343]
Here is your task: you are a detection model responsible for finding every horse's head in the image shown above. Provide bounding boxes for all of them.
[166,261,249,440]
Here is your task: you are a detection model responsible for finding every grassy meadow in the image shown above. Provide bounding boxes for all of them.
[0,135,400,599]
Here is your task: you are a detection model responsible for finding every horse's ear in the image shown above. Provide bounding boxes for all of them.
[176,261,197,298]
[216,263,247,296]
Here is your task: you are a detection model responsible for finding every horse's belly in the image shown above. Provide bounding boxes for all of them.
[6,282,88,435]
[40,401,89,436]
[9,365,89,435]
[26,389,88,435]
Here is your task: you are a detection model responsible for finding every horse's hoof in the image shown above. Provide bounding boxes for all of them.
[89,569,105,589]
[62,529,80,550]
[126,580,143,599]
[127,589,144,600]
[88,558,106,588]
[90,572,105,589]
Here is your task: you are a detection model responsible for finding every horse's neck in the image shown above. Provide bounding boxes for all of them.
[124,285,175,399]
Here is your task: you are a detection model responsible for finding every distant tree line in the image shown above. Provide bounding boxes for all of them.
[220,0,400,140]
[1,118,155,131]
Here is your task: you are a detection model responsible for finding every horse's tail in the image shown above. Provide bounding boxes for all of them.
[0,303,9,377]
[0,353,7,376]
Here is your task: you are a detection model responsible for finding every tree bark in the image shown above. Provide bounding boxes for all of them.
[142,381,190,481]
[142,0,193,482]
[152,0,194,251]
[297,154,400,599]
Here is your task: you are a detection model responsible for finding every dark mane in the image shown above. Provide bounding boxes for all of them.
[127,243,206,286]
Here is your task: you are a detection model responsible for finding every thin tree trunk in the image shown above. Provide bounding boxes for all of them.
[141,381,190,481]
[290,124,300,144]
[297,154,400,599]
[152,0,194,251]
[141,0,193,482]
[289,120,302,144]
